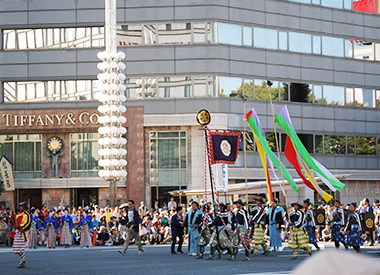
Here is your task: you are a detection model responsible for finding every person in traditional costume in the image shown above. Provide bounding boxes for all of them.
[209,202,232,260]
[171,206,184,254]
[266,199,284,252]
[10,202,31,268]
[331,200,348,250]
[250,197,271,257]
[345,202,363,253]
[28,207,42,249]
[196,204,214,260]
[184,201,203,256]
[229,199,251,261]
[77,209,93,248]
[118,200,144,255]
[226,203,236,231]
[60,208,74,248]
[303,199,320,252]
[288,201,312,260]
[44,210,58,249]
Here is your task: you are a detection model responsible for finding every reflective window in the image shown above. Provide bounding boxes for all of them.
[324,135,346,154]
[71,133,100,177]
[322,36,344,57]
[289,32,312,53]
[219,77,242,97]
[206,23,213,44]
[345,40,353,58]
[243,26,253,47]
[280,82,288,101]
[193,23,206,44]
[346,88,354,106]
[289,0,311,3]
[298,134,314,153]
[289,83,313,103]
[255,80,279,101]
[356,136,376,155]
[158,23,191,45]
[3,30,16,49]
[323,85,344,105]
[193,76,207,97]
[254,28,277,50]
[244,79,254,98]
[347,136,355,154]
[313,36,321,54]
[353,41,374,60]
[143,24,157,45]
[218,23,242,46]
[313,85,322,103]
[279,31,288,51]
[344,0,352,9]
[375,43,380,61]
[118,24,141,46]
[377,90,380,108]
[321,0,343,9]
[315,135,323,153]
[354,88,375,107]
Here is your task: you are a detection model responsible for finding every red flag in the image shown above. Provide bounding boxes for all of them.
[284,137,317,192]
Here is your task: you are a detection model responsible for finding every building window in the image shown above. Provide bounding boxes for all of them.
[150,131,187,205]
[70,133,100,177]
[0,135,41,178]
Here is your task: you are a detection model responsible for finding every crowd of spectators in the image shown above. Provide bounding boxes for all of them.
[0,196,379,249]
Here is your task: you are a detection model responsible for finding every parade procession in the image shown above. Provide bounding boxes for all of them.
[3,0,380,274]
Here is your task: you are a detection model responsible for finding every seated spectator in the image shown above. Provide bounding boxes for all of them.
[143,216,153,232]
[139,224,149,244]
[149,222,161,245]
[110,227,124,245]
[159,213,169,227]
[109,216,118,229]
[92,215,99,230]
[154,201,159,211]
[322,225,331,242]
[162,227,171,244]
[148,208,155,219]
[98,216,107,229]
[96,226,111,246]
[162,203,168,211]
[281,227,287,242]
[8,227,15,246]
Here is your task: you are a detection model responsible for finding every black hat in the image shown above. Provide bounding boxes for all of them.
[351,202,357,208]
[291,201,303,209]
[374,199,379,204]
[128,200,135,204]
[234,199,246,206]
[30,207,36,213]
[219,202,225,207]
[256,197,265,204]
[272,199,278,204]
[335,200,341,204]
[303,198,311,205]
[191,201,199,207]
[19,201,29,210]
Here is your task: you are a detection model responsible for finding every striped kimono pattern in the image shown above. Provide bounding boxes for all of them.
[288,227,309,249]
[13,230,27,254]
[28,225,38,248]
[253,224,266,245]
[81,223,92,247]
[47,224,56,248]
[61,223,72,245]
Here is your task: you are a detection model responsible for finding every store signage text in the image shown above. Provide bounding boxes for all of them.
[2,112,99,127]
[345,188,380,196]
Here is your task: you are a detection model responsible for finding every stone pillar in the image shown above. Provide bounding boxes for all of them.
[42,133,70,178]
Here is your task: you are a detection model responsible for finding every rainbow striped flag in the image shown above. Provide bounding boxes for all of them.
[245,109,299,202]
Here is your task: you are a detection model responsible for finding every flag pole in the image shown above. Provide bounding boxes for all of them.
[204,128,215,203]
[240,81,249,211]
[267,81,290,220]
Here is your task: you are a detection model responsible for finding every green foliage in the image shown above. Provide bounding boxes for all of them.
[356,136,376,155]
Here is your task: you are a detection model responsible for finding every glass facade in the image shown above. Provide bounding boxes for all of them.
[70,133,100,177]
[150,131,187,203]
[0,135,41,178]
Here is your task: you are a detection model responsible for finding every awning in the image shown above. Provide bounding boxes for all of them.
[169,174,351,197]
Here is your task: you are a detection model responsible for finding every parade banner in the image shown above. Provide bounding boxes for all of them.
[0,155,14,191]
[315,209,326,226]
[362,213,375,232]
[222,164,228,192]
[209,131,241,165]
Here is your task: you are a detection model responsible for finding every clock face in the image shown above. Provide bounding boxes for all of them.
[196,109,211,126]
[47,136,63,153]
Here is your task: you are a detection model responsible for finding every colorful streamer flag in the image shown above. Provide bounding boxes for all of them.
[209,130,241,164]
[245,109,299,203]
[275,106,345,199]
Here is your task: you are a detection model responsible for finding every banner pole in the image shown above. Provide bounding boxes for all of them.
[267,82,290,220]
[204,128,215,203]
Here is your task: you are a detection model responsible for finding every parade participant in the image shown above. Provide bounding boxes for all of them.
[266,199,284,252]
[183,201,203,256]
[288,201,312,260]
[171,206,184,254]
[44,210,58,249]
[229,199,250,262]
[250,197,271,257]
[77,209,93,248]
[10,202,31,268]
[196,204,214,260]
[345,202,363,253]
[118,200,144,256]
[28,207,42,249]
[303,199,320,252]
[226,203,236,231]
[60,208,74,248]
[210,203,232,259]
[331,200,348,250]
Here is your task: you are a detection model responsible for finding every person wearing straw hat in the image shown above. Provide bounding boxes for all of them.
[60,208,74,248]
[28,207,42,249]
[44,210,59,249]
[344,202,363,253]
[331,200,349,250]
[302,199,320,252]
[288,201,312,260]
[250,197,271,258]
[229,199,250,261]
[76,209,93,248]
[10,201,31,268]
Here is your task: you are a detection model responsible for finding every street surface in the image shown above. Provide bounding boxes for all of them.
[0,242,379,275]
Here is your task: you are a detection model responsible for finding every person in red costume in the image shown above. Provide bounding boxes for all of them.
[10,202,31,268]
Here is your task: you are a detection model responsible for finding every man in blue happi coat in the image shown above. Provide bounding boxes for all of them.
[184,201,203,256]
[266,199,284,252]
